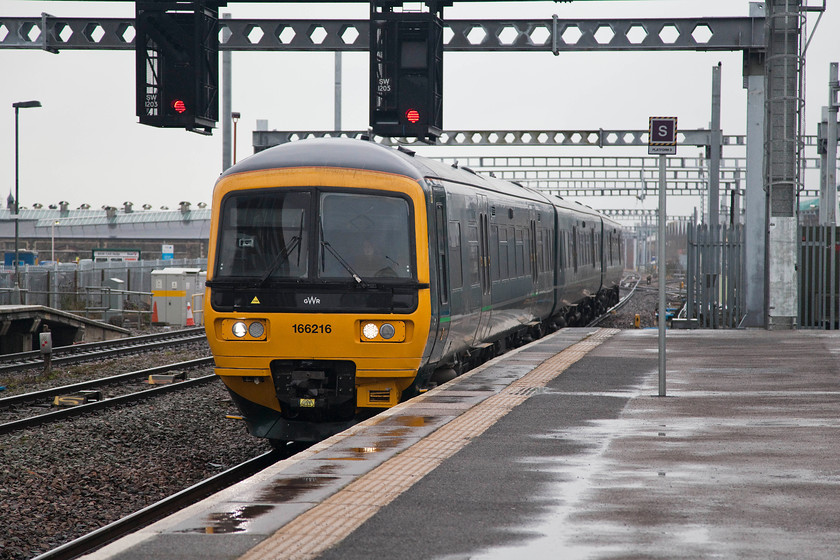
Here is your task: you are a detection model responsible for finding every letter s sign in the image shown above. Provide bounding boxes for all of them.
[648,117,677,154]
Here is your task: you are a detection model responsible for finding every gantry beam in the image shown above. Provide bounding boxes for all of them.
[253,129,739,150]
[0,16,764,52]
[253,129,821,150]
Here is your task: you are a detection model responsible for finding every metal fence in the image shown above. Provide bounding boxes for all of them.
[799,225,839,329]
[0,258,207,326]
[685,224,745,328]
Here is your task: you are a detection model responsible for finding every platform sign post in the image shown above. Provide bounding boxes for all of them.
[649,116,676,397]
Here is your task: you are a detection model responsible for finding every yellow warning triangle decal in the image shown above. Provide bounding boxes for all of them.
[251,296,261,304]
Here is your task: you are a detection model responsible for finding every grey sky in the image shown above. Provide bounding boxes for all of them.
[1,1,837,215]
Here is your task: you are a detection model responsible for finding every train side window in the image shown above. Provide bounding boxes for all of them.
[572,227,579,272]
[508,227,516,278]
[499,227,509,279]
[491,225,500,281]
[515,228,525,277]
[467,225,480,286]
[449,222,463,290]
[436,204,448,304]
[544,229,551,272]
[524,226,533,280]
[558,231,565,270]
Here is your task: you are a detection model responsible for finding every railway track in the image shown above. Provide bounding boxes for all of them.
[0,357,215,435]
[0,327,207,374]
[31,451,284,560]
[587,273,642,327]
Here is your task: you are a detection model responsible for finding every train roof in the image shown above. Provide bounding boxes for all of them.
[220,138,621,229]
[220,138,546,201]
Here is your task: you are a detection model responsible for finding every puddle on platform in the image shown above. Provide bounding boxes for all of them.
[256,475,340,503]
[393,415,436,427]
[180,504,274,534]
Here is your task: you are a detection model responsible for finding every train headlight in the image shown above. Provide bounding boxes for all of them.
[362,323,379,340]
[248,321,265,338]
[379,323,396,340]
[359,320,407,342]
[220,319,267,341]
[232,321,248,338]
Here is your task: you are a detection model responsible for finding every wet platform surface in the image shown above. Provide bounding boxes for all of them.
[85,328,840,560]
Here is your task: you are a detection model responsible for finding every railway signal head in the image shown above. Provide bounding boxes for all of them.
[135,1,218,134]
[370,10,443,141]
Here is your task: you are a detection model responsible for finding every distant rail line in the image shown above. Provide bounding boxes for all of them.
[0,327,207,374]
[0,358,216,435]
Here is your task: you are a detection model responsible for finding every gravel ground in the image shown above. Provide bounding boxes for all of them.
[0,280,686,560]
[0,381,271,560]
[0,333,271,560]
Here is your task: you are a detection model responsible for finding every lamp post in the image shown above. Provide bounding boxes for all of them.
[231,112,240,164]
[12,100,42,290]
[51,220,59,262]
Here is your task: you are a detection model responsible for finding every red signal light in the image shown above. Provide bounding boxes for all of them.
[405,109,420,124]
[171,99,187,114]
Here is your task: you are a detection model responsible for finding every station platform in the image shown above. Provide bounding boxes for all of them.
[84,327,840,560]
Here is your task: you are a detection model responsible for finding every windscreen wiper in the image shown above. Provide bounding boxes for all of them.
[319,220,365,286]
[258,235,301,286]
[320,240,366,286]
[258,211,305,286]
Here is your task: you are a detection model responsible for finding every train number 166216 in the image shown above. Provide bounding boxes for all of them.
[293,323,332,334]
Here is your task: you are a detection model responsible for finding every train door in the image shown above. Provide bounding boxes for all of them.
[428,185,450,362]
[474,194,492,345]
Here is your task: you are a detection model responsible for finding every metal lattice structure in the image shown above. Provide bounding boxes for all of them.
[0,16,764,52]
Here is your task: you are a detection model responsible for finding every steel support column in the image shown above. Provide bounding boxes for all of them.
[741,3,768,328]
[765,0,803,330]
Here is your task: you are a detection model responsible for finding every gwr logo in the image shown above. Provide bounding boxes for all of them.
[303,296,321,305]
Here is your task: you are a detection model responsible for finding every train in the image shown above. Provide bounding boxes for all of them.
[204,138,623,444]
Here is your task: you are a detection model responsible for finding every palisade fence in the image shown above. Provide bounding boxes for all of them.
[0,258,207,325]
[685,224,745,328]
[799,225,840,329]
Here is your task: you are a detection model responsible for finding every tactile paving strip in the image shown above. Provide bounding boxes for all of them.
[239,328,619,560]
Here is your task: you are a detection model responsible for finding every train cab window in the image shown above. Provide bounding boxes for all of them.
[319,192,413,279]
[215,190,311,279]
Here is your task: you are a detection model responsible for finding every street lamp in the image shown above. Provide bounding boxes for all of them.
[231,112,240,164]
[12,100,42,288]
[51,220,59,262]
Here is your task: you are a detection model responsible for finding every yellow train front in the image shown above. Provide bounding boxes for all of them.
[205,138,435,443]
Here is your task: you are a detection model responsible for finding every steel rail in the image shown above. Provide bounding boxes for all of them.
[0,330,207,374]
[0,327,205,364]
[0,357,214,409]
[0,368,216,435]
[30,451,282,560]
